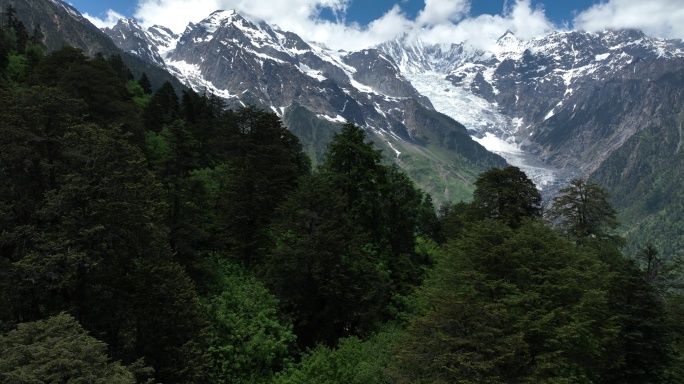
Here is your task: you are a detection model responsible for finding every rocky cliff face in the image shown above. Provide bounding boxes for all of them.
[104,19,177,67]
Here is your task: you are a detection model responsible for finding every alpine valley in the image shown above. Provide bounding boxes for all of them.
[5,1,684,382]
[7,0,684,255]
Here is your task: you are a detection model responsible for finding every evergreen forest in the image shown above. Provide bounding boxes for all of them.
[2,10,684,383]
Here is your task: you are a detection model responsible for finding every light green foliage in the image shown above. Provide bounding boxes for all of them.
[126,79,152,107]
[0,313,136,384]
[201,258,295,384]
[5,53,26,83]
[23,42,44,73]
[145,128,172,170]
[275,329,401,384]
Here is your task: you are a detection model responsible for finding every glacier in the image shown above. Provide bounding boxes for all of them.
[404,71,564,191]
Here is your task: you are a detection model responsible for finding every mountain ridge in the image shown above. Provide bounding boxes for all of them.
[378,29,684,175]
[103,7,506,202]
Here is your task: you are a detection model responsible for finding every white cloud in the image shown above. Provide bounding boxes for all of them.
[411,0,555,51]
[574,0,684,39]
[291,5,415,50]
[416,0,469,25]
[85,0,554,51]
[134,0,223,32]
[84,9,126,29]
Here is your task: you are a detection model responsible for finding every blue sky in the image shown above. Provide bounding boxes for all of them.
[73,0,595,27]
[72,0,684,51]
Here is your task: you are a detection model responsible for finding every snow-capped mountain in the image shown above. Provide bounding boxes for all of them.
[107,10,434,122]
[105,19,174,67]
[104,7,684,200]
[379,30,684,182]
[104,10,505,201]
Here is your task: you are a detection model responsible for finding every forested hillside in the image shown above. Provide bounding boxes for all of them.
[2,10,684,384]
[0,0,186,94]
[590,68,684,260]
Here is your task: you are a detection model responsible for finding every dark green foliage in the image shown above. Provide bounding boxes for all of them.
[469,166,542,228]
[143,99,311,275]
[0,11,40,87]
[0,313,137,383]
[2,4,28,54]
[600,257,671,384]
[32,47,145,143]
[214,107,311,266]
[393,220,617,383]
[264,124,436,348]
[0,27,8,74]
[107,53,134,83]
[383,165,434,288]
[0,86,87,260]
[181,91,225,167]
[548,178,622,245]
[0,86,208,383]
[321,123,386,230]
[664,294,684,382]
[30,23,45,49]
[138,71,152,94]
[389,172,678,383]
[320,123,431,288]
[151,120,200,263]
[418,194,441,241]
[144,80,180,133]
[264,174,391,347]
[437,200,470,241]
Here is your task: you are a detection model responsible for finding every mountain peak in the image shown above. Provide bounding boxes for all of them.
[497,29,517,41]
[116,17,142,29]
[200,9,243,30]
[494,29,526,58]
[208,9,238,18]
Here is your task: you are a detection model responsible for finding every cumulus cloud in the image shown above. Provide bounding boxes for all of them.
[416,0,469,25]
[415,0,555,50]
[84,9,126,29]
[86,0,555,51]
[574,0,684,39]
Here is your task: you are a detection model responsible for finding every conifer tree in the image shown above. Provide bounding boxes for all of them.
[138,72,152,94]
[469,165,542,228]
[548,178,622,245]
[30,24,45,47]
[0,314,138,384]
[144,80,180,132]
